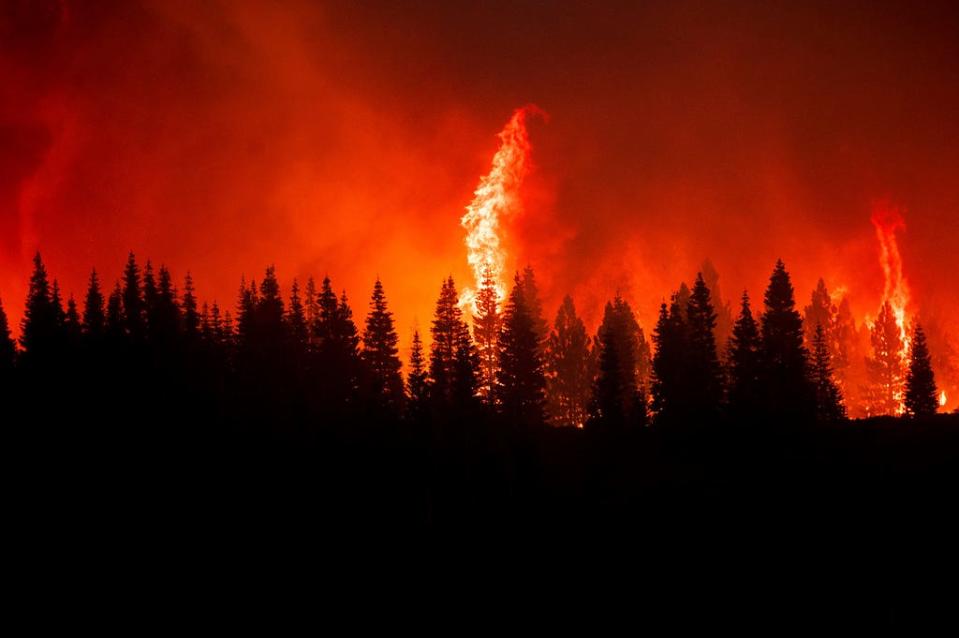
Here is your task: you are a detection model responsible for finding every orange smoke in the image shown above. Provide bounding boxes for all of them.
[871,202,912,356]
[460,105,544,313]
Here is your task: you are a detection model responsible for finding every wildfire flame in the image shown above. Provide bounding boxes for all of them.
[940,391,948,408]
[460,105,544,313]
[871,202,912,355]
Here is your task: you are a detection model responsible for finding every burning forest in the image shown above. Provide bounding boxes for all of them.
[2,1,958,585]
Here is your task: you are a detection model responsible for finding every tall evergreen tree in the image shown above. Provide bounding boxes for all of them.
[143,260,158,332]
[519,265,549,351]
[121,252,145,341]
[429,277,479,412]
[287,278,308,349]
[362,279,405,415]
[590,295,645,430]
[496,273,546,427]
[151,266,181,343]
[864,301,905,416]
[472,265,501,405]
[20,253,61,363]
[701,258,733,350]
[407,329,430,420]
[304,276,318,346]
[651,296,690,425]
[759,260,813,423]
[82,269,106,340]
[545,295,594,428]
[686,273,723,420]
[182,272,200,339]
[811,323,845,422]
[904,323,938,418]
[313,277,362,411]
[106,281,125,343]
[726,291,762,421]
[64,295,82,347]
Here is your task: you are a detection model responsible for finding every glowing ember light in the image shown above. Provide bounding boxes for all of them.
[940,391,948,408]
[871,202,912,355]
[871,202,913,414]
[460,105,544,313]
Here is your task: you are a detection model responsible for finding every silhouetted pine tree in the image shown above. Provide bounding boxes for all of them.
[150,266,181,345]
[236,277,256,347]
[19,253,61,366]
[122,252,146,342]
[545,295,594,428]
[313,277,362,412]
[496,273,546,428]
[65,295,81,348]
[759,260,813,423]
[51,280,66,332]
[0,296,15,376]
[143,261,158,331]
[864,301,904,416]
[429,277,479,414]
[407,329,429,420]
[287,278,308,349]
[904,323,938,418]
[472,265,501,405]
[651,296,690,425]
[701,259,733,351]
[82,269,106,341]
[182,272,200,339]
[519,265,549,351]
[208,302,224,346]
[304,276,318,346]
[811,323,845,422]
[362,279,405,416]
[106,282,125,343]
[726,291,762,421]
[686,273,723,421]
[590,295,645,430]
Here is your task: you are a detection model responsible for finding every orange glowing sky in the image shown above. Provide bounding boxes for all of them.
[2,1,958,360]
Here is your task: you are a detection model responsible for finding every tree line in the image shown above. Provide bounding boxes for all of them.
[0,252,943,434]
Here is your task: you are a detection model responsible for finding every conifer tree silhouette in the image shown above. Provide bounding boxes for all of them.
[65,295,81,348]
[519,265,549,352]
[106,281,125,343]
[287,278,308,349]
[904,323,938,418]
[313,277,362,412]
[182,272,201,339]
[701,259,733,350]
[20,253,61,365]
[121,252,145,342]
[726,291,762,421]
[82,269,106,340]
[591,295,645,430]
[407,329,430,420]
[429,277,478,413]
[686,273,723,421]
[759,260,813,423]
[545,295,594,428]
[496,272,547,428]
[473,265,501,405]
[811,322,845,422]
[362,279,405,415]
[151,266,181,344]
